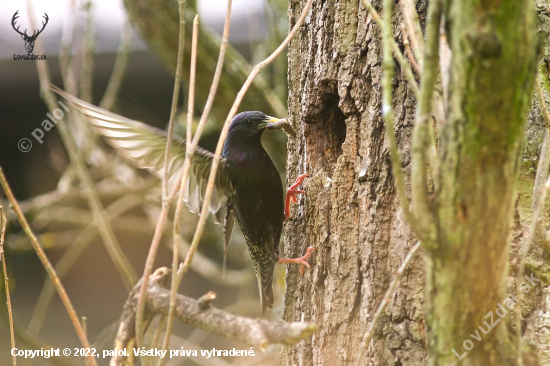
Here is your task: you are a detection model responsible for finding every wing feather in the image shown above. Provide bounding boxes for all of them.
[52,85,229,218]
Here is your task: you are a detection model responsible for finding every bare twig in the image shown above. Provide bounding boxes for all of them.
[58,0,77,94]
[537,77,550,129]
[0,167,97,366]
[427,114,440,191]
[410,0,442,247]
[532,77,550,213]
[134,0,187,350]
[401,22,421,75]
[398,0,424,68]
[197,291,217,310]
[1,206,16,366]
[361,0,419,97]
[111,268,317,366]
[100,21,134,110]
[159,15,200,365]
[438,22,451,105]
[151,315,167,349]
[79,0,95,103]
[28,0,138,290]
[374,0,421,239]
[356,241,422,366]
[167,0,235,291]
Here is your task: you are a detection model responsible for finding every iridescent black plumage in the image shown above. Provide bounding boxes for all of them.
[222,112,284,313]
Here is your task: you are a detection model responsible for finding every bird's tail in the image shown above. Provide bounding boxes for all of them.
[253,259,275,315]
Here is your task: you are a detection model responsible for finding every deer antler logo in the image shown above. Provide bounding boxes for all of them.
[12,11,49,54]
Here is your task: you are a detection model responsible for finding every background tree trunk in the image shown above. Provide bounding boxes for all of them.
[430,1,538,365]
[123,0,286,122]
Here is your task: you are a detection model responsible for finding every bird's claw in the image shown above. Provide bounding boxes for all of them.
[278,246,316,275]
[285,174,308,219]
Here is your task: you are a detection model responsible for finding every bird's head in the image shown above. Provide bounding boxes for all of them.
[227,111,283,141]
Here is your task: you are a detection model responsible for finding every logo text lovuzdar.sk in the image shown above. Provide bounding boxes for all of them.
[12,10,48,60]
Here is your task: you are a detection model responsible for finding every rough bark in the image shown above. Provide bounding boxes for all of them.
[282,0,426,365]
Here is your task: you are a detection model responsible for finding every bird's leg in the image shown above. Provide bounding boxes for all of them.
[285,173,308,219]
[278,246,316,275]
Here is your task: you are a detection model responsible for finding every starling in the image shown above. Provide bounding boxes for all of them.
[52,86,315,314]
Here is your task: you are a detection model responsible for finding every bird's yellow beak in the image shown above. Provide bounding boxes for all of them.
[259,116,283,129]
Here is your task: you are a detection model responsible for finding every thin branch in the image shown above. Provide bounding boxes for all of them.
[159,15,200,365]
[438,22,451,105]
[100,21,134,110]
[28,0,138,290]
[151,315,167,349]
[401,22,421,75]
[1,206,16,366]
[356,241,422,366]
[197,291,217,310]
[516,176,550,365]
[135,0,187,349]
[372,0,421,239]
[111,268,318,366]
[361,0,419,97]
[410,0,442,246]
[537,77,550,129]
[532,77,550,213]
[79,0,95,103]
[58,0,77,94]
[0,167,97,366]
[427,114,440,191]
[398,0,424,69]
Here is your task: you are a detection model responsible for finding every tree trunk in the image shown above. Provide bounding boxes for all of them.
[430,1,537,365]
[282,1,427,364]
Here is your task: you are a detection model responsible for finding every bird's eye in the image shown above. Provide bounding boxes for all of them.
[247,120,254,125]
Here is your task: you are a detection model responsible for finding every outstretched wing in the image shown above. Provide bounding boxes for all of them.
[52,85,229,220]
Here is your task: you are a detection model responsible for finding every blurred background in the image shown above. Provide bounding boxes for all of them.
[0,0,290,364]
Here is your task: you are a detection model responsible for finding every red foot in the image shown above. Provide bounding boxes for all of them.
[285,174,308,219]
[278,246,316,275]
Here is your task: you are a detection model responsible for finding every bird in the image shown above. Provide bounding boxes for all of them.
[51,85,315,314]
